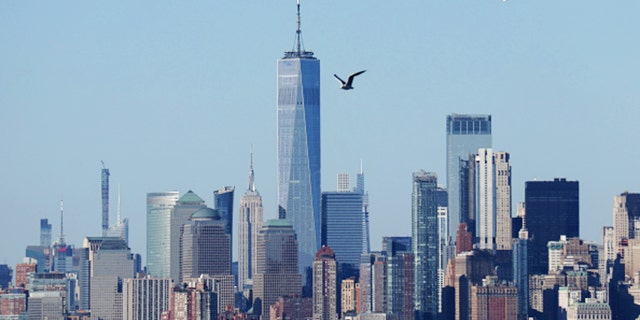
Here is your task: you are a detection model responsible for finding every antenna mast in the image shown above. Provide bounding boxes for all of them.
[296,0,302,55]
[59,199,65,244]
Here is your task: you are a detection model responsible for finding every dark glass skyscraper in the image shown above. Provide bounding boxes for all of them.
[40,218,52,248]
[277,2,321,280]
[214,185,235,266]
[446,114,492,242]
[412,171,439,320]
[525,178,579,275]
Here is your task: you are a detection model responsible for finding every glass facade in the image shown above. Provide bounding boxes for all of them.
[446,114,492,242]
[277,52,321,277]
[146,191,179,278]
[412,171,439,320]
[321,191,365,276]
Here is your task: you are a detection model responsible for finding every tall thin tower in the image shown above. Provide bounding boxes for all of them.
[238,151,264,293]
[277,0,321,284]
[101,161,110,236]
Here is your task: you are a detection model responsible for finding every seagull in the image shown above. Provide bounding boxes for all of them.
[333,70,366,90]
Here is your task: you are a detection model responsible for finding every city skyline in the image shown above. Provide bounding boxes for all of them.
[2,1,640,268]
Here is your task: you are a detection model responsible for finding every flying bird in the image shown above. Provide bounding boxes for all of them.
[334,70,366,90]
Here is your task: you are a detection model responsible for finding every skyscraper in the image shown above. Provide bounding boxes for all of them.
[382,237,414,320]
[446,114,492,243]
[170,190,206,283]
[277,0,321,280]
[313,246,338,320]
[525,178,579,275]
[412,171,439,320]
[321,174,365,279]
[494,151,512,250]
[613,192,640,247]
[40,218,52,248]
[107,186,129,244]
[238,153,264,293]
[84,236,135,320]
[180,208,230,282]
[253,219,302,318]
[476,148,495,250]
[147,191,180,278]
[122,276,172,320]
[214,186,234,244]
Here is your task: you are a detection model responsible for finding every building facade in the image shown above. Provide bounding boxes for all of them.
[412,171,439,320]
[147,191,180,278]
[494,151,512,251]
[525,178,579,275]
[446,114,492,243]
[313,246,338,320]
[238,154,264,293]
[122,276,172,320]
[277,2,321,281]
[180,208,230,283]
[171,191,207,283]
[252,219,302,317]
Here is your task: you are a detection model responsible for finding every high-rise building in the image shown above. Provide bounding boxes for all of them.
[613,192,640,249]
[0,290,27,317]
[238,153,264,293]
[253,219,302,317]
[354,164,370,254]
[122,276,172,320]
[412,170,439,320]
[476,148,496,250]
[321,174,365,279]
[84,236,135,320]
[358,252,386,314]
[277,0,321,281]
[525,178,579,275]
[170,190,207,283]
[180,208,230,283]
[446,114,492,243]
[102,164,110,236]
[313,246,338,320]
[382,237,414,320]
[147,191,180,278]
[494,151,512,251]
[512,225,529,320]
[40,218,52,248]
[214,186,234,256]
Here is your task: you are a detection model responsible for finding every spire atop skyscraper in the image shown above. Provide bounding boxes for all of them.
[248,148,256,192]
[59,199,65,245]
[285,0,314,59]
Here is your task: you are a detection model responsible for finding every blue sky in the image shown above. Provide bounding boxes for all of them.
[1,1,639,267]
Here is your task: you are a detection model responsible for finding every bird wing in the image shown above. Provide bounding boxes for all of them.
[333,74,346,85]
[346,70,366,87]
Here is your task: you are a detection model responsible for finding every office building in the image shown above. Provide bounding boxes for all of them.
[412,170,439,320]
[122,276,172,320]
[40,218,52,248]
[475,148,496,250]
[382,237,414,320]
[147,191,180,278]
[446,114,492,243]
[313,246,338,320]
[171,190,207,283]
[512,226,529,320]
[238,153,264,293]
[27,291,64,320]
[180,208,230,282]
[0,266,11,290]
[321,174,365,279]
[359,252,386,314]
[494,151,512,250]
[0,290,27,317]
[84,236,136,320]
[613,192,640,251]
[253,219,302,317]
[277,0,321,281]
[214,186,234,259]
[525,178,579,275]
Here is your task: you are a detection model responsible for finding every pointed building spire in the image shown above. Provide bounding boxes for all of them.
[248,147,256,192]
[296,0,302,55]
[59,199,65,245]
[285,0,314,59]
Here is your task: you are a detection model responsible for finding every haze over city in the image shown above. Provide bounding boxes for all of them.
[2,0,639,270]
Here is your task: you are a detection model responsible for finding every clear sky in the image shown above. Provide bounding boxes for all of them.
[1,1,639,267]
